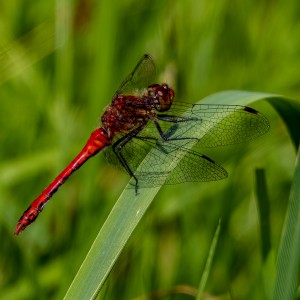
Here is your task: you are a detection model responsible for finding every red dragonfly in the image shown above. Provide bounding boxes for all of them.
[15,54,269,235]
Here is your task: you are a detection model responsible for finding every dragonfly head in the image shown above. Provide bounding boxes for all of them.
[147,83,174,112]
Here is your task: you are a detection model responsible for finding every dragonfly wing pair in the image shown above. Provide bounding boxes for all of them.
[104,102,269,188]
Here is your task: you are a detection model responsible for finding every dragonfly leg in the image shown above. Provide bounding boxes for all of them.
[157,114,198,123]
[153,119,199,143]
[112,125,145,194]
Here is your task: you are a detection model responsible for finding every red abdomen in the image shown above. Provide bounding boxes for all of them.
[15,128,111,235]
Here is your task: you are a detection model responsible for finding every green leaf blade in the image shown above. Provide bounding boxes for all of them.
[272,145,300,300]
[64,90,298,300]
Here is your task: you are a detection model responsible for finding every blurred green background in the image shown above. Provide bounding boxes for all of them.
[0,0,299,299]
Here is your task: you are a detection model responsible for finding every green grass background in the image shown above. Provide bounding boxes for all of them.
[1,0,300,299]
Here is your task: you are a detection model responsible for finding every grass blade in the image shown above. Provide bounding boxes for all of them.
[0,21,55,85]
[196,219,222,300]
[268,98,300,150]
[64,185,160,300]
[64,90,296,300]
[255,168,271,260]
[272,144,300,300]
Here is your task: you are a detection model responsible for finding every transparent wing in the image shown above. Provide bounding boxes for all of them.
[104,129,227,188]
[157,103,270,147]
[134,139,228,187]
[104,122,162,174]
[104,102,269,187]
[115,54,156,96]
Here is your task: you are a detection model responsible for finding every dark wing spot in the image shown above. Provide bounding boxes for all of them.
[201,154,215,163]
[244,106,258,115]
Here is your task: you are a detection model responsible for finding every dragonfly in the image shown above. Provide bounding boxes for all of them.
[15,54,269,235]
